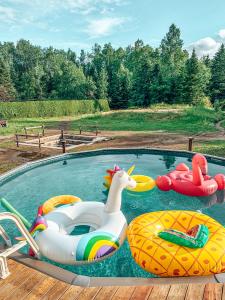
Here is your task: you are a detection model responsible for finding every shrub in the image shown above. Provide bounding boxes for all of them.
[0,99,109,119]
[214,99,225,111]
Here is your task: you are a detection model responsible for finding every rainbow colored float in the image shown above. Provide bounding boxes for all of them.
[156,154,225,197]
[29,170,136,264]
[104,165,155,192]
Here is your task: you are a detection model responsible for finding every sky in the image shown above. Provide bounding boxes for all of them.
[0,0,225,57]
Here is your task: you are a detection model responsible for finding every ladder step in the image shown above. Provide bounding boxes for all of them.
[0,241,27,258]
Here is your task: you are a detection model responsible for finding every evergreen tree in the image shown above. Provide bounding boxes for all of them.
[110,64,131,109]
[160,24,188,103]
[96,66,108,99]
[0,56,16,101]
[210,44,225,102]
[183,50,210,104]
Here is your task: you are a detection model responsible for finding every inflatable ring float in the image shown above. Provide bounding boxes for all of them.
[41,195,81,215]
[127,210,225,277]
[127,175,155,192]
[33,171,135,264]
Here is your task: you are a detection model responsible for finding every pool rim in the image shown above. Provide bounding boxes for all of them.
[1,147,225,286]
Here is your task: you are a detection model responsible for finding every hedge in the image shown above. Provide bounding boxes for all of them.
[0,99,109,119]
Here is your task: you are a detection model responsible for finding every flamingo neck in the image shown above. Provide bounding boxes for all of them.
[104,180,123,213]
[192,161,204,186]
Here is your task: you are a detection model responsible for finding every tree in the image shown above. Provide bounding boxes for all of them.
[96,66,108,99]
[159,24,188,103]
[110,64,131,109]
[0,55,16,101]
[210,44,225,102]
[182,50,211,104]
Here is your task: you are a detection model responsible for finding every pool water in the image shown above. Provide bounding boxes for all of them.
[0,150,224,278]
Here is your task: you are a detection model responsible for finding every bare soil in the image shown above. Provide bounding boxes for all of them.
[0,128,223,175]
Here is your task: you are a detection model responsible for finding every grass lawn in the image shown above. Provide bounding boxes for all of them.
[0,106,222,136]
[194,140,225,157]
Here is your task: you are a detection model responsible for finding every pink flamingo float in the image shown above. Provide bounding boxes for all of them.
[156,153,225,197]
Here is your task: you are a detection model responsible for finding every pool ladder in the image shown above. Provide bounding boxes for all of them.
[0,212,40,279]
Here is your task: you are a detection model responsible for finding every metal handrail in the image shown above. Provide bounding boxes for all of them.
[0,212,39,255]
[0,212,40,279]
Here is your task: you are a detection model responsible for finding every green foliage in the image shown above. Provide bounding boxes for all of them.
[214,99,225,111]
[0,99,109,119]
[210,44,225,102]
[182,50,211,105]
[0,55,16,101]
[1,24,225,108]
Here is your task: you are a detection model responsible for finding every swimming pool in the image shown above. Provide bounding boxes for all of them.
[0,149,224,278]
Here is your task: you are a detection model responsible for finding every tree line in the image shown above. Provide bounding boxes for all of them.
[0,24,225,109]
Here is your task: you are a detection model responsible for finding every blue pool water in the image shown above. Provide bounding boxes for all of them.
[0,150,224,277]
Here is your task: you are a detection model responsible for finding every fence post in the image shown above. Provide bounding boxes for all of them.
[61,129,64,139]
[42,125,45,137]
[15,135,19,147]
[61,140,66,154]
[38,133,41,151]
[24,127,28,139]
[188,137,194,151]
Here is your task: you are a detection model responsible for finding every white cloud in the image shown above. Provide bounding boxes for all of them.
[189,37,221,58]
[0,5,16,23]
[85,17,125,38]
[218,29,225,39]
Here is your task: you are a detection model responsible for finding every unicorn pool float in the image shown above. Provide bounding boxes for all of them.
[27,170,136,264]
[104,165,155,193]
[156,153,225,197]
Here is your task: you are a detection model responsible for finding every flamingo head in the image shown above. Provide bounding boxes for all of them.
[192,154,208,175]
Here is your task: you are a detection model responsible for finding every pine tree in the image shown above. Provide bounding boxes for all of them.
[0,56,16,101]
[110,64,131,109]
[160,24,188,103]
[96,66,108,99]
[183,50,210,104]
[210,44,225,102]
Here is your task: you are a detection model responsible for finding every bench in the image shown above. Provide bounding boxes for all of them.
[0,120,7,127]
[79,126,101,136]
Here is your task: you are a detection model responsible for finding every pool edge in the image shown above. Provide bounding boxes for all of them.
[10,251,225,286]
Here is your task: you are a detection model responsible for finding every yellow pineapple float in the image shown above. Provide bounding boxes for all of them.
[127,210,225,277]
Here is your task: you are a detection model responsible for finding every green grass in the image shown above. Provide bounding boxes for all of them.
[0,106,222,136]
[70,106,221,134]
[194,140,225,158]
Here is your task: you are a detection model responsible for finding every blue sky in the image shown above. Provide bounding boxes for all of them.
[0,0,225,57]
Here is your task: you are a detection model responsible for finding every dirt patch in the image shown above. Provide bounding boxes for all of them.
[0,129,223,175]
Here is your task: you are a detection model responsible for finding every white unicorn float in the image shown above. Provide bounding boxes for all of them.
[31,170,136,264]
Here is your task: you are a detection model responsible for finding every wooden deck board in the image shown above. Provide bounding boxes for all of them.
[111,286,136,300]
[166,284,188,300]
[130,286,153,300]
[58,285,84,300]
[23,276,58,300]
[185,284,205,300]
[203,283,223,300]
[148,285,171,300]
[0,260,224,300]
[40,281,70,300]
[222,284,225,300]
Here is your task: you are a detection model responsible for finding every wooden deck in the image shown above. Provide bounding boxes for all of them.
[0,260,224,300]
